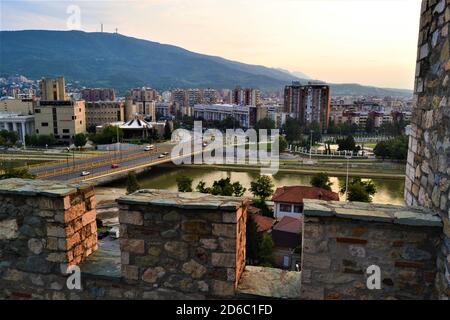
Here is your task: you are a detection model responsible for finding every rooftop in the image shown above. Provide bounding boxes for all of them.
[117,189,248,211]
[0,178,93,198]
[303,199,442,227]
[273,216,302,233]
[272,186,339,204]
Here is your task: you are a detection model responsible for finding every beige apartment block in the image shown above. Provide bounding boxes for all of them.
[34,100,86,142]
[0,97,35,115]
[86,101,125,128]
[39,77,68,101]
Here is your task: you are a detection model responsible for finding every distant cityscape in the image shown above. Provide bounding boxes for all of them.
[0,74,413,146]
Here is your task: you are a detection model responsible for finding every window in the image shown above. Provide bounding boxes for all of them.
[283,256,290,268]
[35,109,41,113]
[36,129,39,134]
[63,129,70,133]
[280,204,292,212]
[41,122,48,127]
[293,205,303,213]
[72,116,77,120]
[62,135,70,139]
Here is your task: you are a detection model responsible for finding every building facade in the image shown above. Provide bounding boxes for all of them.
[0,113,35,144]
[85,101,125,128]
[81,88,116,102]
[284,81,331,131]
[39,77,67,101]
[193,104,257,128]
[0,97,35,115]
[232,87,260,106]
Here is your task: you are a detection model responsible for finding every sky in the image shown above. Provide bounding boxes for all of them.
[0,0,422,89]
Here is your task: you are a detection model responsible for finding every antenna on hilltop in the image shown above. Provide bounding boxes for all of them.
[115,28,118,34]
[101,23,103,33]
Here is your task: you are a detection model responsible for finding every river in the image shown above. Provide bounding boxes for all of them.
[97,165,405,205]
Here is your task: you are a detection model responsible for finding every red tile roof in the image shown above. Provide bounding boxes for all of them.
[272,185,339,204]
[273,216,302,234]
[254,214,275,232]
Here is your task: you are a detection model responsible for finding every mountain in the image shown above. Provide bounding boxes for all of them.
[0,30,412,97]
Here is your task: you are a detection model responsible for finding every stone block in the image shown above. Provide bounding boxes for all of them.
[0,219,19,240]
[164,241,188,260]
[212,223,236,238]
[119,211,143,226]
[211,280,234,297]
[211,252,235,268]
[182,259,207,279]
[82,210,96,226]
[122,265,139,280]
[46,225,65,238]
[120,239,145,254]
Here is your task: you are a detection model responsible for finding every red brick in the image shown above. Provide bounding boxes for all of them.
[336,237,367,245]
[120,239,145,254]
[64,202,86,223]
[82,210,96,226]
[66,232,81,250]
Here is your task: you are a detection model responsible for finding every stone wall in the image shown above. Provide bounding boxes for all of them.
[117,190,248,299]
[405,0,450,299]
[0,179,98,299]
[300,200,442,300]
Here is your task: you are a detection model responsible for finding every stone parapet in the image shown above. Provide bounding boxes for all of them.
[300,200,442,300]
[117,189,248,299]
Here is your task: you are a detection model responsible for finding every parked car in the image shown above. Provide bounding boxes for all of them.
[111,163,119,169]
[144,145,154,151]
[80,171,91,176]
[158,154,166,158]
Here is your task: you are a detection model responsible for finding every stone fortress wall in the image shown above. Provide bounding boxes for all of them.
[404,0,450,299]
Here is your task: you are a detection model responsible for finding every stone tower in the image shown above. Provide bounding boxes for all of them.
[405,0,450,298]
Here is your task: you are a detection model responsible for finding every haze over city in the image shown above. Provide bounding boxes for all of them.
[1,0,422,89]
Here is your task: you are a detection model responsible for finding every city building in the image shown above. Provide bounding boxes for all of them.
[81,88,116,102]
[284,81,331,131]
[34,100,86,142]
[131,87,158,102]
[272,185,339,219]
[0,113,35,144]
[193,104,257,128]
[0,96,35,115]
[85,101,125,128]
[34,77,86,142]
[155,102,174,119]
[135,101,156,122]
[39,76,68,101]
[232,86,260,106]
[202,88,218,104]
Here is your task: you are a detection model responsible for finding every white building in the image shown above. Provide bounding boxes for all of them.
[0,113,35,144]
[193,104,256,128]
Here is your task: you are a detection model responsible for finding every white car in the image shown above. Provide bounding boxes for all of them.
[144,145,154,151]
[80,171,91,176]
[158,154,166,158]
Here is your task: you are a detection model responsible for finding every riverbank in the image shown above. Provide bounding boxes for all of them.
[178,164,405,179]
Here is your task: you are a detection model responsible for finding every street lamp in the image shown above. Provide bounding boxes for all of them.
[344,155,352,201]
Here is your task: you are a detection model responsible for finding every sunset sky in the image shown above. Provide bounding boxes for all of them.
[1,0,422,89]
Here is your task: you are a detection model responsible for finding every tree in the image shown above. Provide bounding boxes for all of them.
[0,130,19,146]
[250,175,274,200]
[279,136,288,153]
[246,212,263,265]
[25,134,56,147]
[90,125,123,145]
[283,117,303,144]
[255,118,275,132]
[164,121,172,140]
[0,166,36,180]
[126,171,140,194]
[74,133,87,149]
[259,233,275,267]
[196,178,246,197]
[374,136,408,161]
[365,116,375,134]
[252,198,274,218]
[340,177,377,202]
[176,175,193,192]
[310,172,333,191]
[337,135,360,153]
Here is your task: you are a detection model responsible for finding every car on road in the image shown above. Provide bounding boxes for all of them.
[144,145,154,151]
[80,171,91,176]
[158,154,166,158]
[162,152,169,156]
[111,163,119,169]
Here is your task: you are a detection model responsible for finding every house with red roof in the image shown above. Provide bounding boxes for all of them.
[272,216,302,270]
[271,185,339,219]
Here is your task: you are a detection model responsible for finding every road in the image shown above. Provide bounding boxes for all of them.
[30,142,177,182]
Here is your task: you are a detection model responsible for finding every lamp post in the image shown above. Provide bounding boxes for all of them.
[345,155,352,201]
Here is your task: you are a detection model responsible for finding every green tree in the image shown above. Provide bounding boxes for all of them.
[365,116,375,134]
[90,125,123,145]
[196,178,246,197]
[255,118,276,131]
[259,233,275,267]
[283,117,303,144]
[0,166,36,180]
[246,212,263,265]
[126,171,141,194]
[279,135,288,152]
[374,136,408,161]
[176,175,193,192]
[196,180,209,193]
[252,198,274,218]
[0,130,19,146]
[74,133,87,149]
[164,121,172,140]
[341,177,377,202]
[250,175,274,200]
[310,172,333,191]
[337,135,360,153]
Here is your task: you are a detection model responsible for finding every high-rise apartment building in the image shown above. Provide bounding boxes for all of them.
[81,88,116,102]
[85,101,125,128]
[232,87,261,106]
[201,88,218,104]
[131,88,158,102]
[39,77,68,101]
[284,81,331,131]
